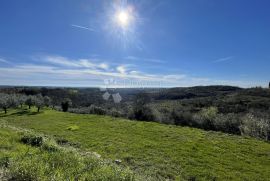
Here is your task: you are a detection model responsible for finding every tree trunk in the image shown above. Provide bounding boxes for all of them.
[38,107,40,112]
[4,108,7,114]
[29,105,31,109]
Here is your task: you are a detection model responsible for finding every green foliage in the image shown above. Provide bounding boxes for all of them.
[25,95,35,109]
[20,134,43,147]
[43,96,52,107]
[109,108,123,117]
[61,98,72,112]
[193,107,218,130]
[240,113,270,140]
[34,94,45,112]
[89,105,107,115]
[213,113,241,134]
[17,94,27,107]
[0,93,15,114]
[131,105,161,122]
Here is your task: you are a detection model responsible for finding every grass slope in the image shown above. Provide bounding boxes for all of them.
[0,126,136,180]
[1,108,270,180]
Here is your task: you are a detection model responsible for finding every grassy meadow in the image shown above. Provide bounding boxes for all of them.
[1,108,270,180]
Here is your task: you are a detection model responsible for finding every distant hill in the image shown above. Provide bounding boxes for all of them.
[153,85,242,100]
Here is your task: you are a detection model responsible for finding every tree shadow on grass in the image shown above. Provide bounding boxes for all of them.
[0,109,42,118]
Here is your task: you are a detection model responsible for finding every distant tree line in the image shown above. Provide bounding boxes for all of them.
[0,93,51,113]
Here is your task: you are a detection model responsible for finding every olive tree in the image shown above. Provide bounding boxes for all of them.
[25,95,35,109]
[17,94,27,108]
[43,96,52,107]
[34,95,45,112]
[0,93,13,114]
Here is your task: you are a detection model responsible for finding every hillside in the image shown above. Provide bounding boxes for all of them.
[1,109,270,180]
[0,126,135,180]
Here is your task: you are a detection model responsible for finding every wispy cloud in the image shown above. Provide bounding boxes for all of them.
[70,24,95,32]
[41,55,109,70]
[213,56,234,63]
[116,65,127,74]
[126,56,166,63]
[0,58,10,64]
[0,54,261,88]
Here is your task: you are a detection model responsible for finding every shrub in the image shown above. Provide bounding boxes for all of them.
[240,113,270,141]
[171,110,193,126]
[89,105,107,115]
[20,134,43,147]
[109,108,123,117]
[132,105,161,122]
[213,113,241,134]
[0,156,10,168]
[41,139,59,152]
[61,98,72,112]
[192,107,218,130]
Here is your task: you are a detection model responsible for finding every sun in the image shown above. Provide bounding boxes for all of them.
[117,11,129,25]
[115,10,132,29]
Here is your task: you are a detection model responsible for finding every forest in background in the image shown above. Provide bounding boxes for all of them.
[0,85,269,141]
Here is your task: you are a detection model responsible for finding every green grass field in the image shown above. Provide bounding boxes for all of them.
[1,108,270,180]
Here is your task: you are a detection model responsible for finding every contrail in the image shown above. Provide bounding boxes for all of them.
[70,24,95,32]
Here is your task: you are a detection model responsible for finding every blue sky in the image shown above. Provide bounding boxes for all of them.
[0,0,269,87]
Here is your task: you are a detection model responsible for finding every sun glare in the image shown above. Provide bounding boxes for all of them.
[115,10,131,29]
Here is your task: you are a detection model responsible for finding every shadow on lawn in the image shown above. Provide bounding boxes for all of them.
[0,109,42,118]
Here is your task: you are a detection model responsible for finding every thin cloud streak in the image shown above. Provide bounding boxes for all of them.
[70,24,95,32]
[42,55,109,70]
[0,55,261,88]
[126,56,166,63]
[213,56,234,63]
[0,58,10,64]
[0,63,259,88]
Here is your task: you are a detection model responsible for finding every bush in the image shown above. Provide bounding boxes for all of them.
[20,134,43,147]
[89,105,107,115]
[41,139,59,152]
[213,113,241,134]
[240,113,270,141]
[192,107,218,130]
[132,105,161,122]
[171,110,193,126]
[109,108,123,117]
[61,98,72,112]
